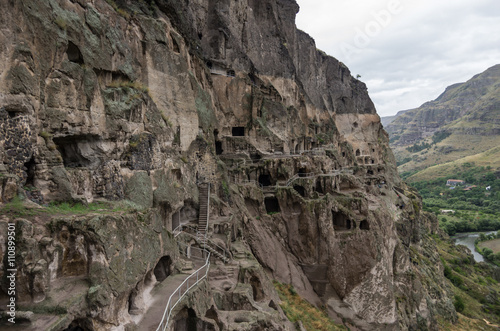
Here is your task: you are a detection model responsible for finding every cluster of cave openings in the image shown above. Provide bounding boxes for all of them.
[232,127,245,136]
[258,174,272,187]
[332,210,352,231]
[153,256,172,282]
[359,220,370,230]
[264,196,280,213]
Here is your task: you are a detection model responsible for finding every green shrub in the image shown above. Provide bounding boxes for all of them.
[454,295,465,313]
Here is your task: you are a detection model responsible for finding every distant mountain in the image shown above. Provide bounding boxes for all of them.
[385,64,500,181]
[381,109,410,126]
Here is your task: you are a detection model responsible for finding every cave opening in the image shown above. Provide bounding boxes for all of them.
[332,210,352,231]
[215,141,223,155]
[293,185,306,197]
[258,174,272,187]
[264,196,280,213]
[53,135,98,168]
[367,169,374,176]
[24,156,36,186]
[250,276,265,301]
[342,152,346,157]
[232,127,245,136]
[298,167,307,177]
[67,41,84,64]
[251,153,262,162]
[174,307,203,331]
[315,179,324,194]
[153,256,172,282]
[355,149,360,156]
[227,69,235,77]
[62,318,93,331]
[171,200,198,230]
[206,61,213,69]
[360,220,370,230]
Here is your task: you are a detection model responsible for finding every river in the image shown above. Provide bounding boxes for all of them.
[451,231,496,262]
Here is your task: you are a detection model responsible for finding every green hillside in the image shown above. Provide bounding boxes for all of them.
[385,64,500,181]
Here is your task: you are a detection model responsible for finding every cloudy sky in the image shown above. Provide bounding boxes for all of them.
[294,0,500,117]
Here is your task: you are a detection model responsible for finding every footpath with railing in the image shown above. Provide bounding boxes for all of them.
[174,224,232,263]
[155,247,210,331]
[230,168,354,191]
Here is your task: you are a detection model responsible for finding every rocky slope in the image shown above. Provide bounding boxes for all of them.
[384,64,500,178]
[0,0,456,330]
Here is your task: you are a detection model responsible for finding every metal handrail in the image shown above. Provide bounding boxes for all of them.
[155,250,211,331]
[177,231,232,262]
[203,183,210,245]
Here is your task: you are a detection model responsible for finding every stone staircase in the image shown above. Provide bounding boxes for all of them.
[198,183,210,238]
[203,243,230,263]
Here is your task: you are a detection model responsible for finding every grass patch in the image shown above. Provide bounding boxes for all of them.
[273,281,346,331]
[108,80,149,95]
[479,239,500,254]
[0,197,129,218]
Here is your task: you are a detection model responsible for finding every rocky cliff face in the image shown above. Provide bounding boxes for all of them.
[0,0,456,330]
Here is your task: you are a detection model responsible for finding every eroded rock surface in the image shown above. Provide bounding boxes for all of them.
[0,0,455,330]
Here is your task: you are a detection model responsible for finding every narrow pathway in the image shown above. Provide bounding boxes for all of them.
[138,260,204,331]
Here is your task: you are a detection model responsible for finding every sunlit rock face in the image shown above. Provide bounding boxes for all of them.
[0,0,455,330]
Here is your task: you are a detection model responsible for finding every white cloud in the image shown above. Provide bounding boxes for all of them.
[295,0,500,116]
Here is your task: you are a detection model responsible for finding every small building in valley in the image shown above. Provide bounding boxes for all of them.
[446,179,464,186]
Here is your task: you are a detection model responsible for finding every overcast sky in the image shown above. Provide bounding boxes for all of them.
[294,0,500,117]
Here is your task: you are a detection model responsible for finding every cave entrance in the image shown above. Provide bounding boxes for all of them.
[24,156,36,186]
[258,174,272,187]
[154,256,172,282]
[231,127,245,136]
[171,201,198,230]
[67,41,84,64]
[174,307,212,331]
[293,185,306,197]
[298,168,308,177]
[62,318,93,331]
[360,220,370,230]
[367,169,374,176]
[264,197,280,213]
[250,276,265,301]
[53,135,98,168]
[215,141,223,155]
[332,211,352,231]
[227,69,235,77]
[315,179,324,194]
[355,149,361,156]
